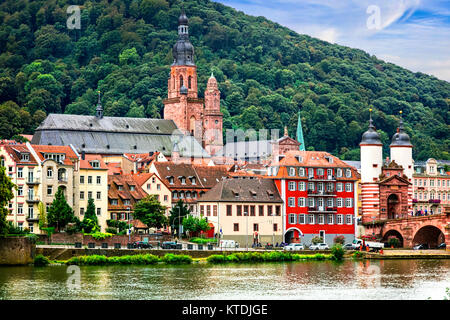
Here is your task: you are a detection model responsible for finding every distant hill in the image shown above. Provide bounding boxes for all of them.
[0,0,448,160]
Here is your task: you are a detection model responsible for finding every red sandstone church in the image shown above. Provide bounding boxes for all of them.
[163,10,223,156]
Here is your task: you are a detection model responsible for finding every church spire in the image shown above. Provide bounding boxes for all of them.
[95,90,103,119]
[172,9,195,66]
[297,110,305,151]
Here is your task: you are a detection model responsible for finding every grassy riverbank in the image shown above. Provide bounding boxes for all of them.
[206,252,332,263]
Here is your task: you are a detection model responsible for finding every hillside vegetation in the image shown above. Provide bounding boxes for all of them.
[0,0,449,160]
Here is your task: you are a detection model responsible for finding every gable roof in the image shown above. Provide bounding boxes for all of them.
[80,154,108,170]
[1,144,38,165]
[31,144,78,166]
[198,177,283,203]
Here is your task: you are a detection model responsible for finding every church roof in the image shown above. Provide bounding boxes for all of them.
[32,114,210,158]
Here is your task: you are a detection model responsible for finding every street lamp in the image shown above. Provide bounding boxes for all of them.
[127,207,131,243]
[244,211,248,251]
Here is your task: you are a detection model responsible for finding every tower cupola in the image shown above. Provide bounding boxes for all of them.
[172,10,195,66]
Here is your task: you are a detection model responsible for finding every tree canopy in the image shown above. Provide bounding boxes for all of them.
[133,194,168,229]
[0,0,448,160]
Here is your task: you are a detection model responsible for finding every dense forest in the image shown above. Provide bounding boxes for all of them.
[0,0,449,160]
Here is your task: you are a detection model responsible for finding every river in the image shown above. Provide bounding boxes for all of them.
[0,259,449,300]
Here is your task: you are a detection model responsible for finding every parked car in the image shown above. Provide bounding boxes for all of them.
[132,241,153,249]
[161,241,178,249]
[413,243,429,250]
[343,243,354,250]
[219,240,239,248]
[437,242,446,249]
[309,243,329,250]
[284,243,304,251]
[351,238,384,250]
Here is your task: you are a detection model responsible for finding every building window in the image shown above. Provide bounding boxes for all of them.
[289,167,296,176]
[345,169,351,178]
[88,191,93,199]
[298,182,306,191]
[345,183,352,192]
[80,176,85,184]
[172,191,178,199]
[250,205,255,216]
[259,205,264,216]
[289,214,296,224]
[227,205,232,216]
[147,183,151,190]
[327,169,333,178]
[317,168,324,176]
[96,192,101,200]
[157,184,161,190]
[308,182,314,191]
[267,205,273,216]
[346,214,353,225]
[164,195,168,202]
[88,176,92,184]
[288,181,296,191]
[298,197,305,207]
[237,205,242,216]
[327,198,334,208]
[336,183,343,192]
[206,205,211,216]
[337,214,343,224]
[308,198,314,207]
[47,168,53,178]
[276,205,281,216]
[273,223,278,232]
[200,205,204,216]
[17,204,23,215]
[97,208,101,216]
[288,197,295,207]
[18,186,23,196]
[213,205,217,216]
[47,186,52,195]
[17,167,23,178]
[327,183,333,192]
[308,168,314,178]
[327,214,333,224]
[298,168,305,176]
[124,200,130,206]
[298,214,305,224]
[308,214,314,224]
[110,199,118,205]
[80,208,85,215]
[253,223,259,232]
[317,182,323,193]
[96,176,101,184]
[233,223,239,232]
[337,198,343,208]
[337,169,343,177]
[318,214,324,224]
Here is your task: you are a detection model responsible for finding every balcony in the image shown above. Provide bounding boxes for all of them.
[307,190,336,197]
[429,199,441,204]
[308,175,335,181]
[26,177,40,185]
[26,197,39,204]
[58,176,68,183]
[308,206,337,213]
[26,215,39,222]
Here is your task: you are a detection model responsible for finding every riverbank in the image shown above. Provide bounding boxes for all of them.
[360,249,450,259]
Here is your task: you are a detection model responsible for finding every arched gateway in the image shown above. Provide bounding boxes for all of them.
[284,227,303,243]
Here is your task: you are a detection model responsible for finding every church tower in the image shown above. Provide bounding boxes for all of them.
[163,10,223,156]
[203,73,223,155]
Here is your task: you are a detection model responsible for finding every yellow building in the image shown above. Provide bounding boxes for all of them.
[73,154,109,232]
[197,177,284,247]
[132,172,172,217]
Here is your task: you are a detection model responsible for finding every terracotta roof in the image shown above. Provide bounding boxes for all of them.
[106,162,122,175]
[130,219,148,229]
[32,144,78,166]
[108,174,148,210]
[20,134,33,141]
[198,177,283,203]
[1,144,38,165]
[79,154,108,170]
[269,150,358,180]
[153,162,230,189]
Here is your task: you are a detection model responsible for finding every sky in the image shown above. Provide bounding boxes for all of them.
[215,0,450,82]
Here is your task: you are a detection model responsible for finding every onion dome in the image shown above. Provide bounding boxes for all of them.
[172,10,195,66]
[360,109,381,145]
[180,85,188,95]
[390,111,412,147]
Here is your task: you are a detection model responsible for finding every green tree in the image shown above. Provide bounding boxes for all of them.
[169,200,191,238]
[0,166,16,236]
[133,195,168,230]
[47,186,75,232]
[82,198,98,233]
[182,215,210,237]
[37,201,47,230]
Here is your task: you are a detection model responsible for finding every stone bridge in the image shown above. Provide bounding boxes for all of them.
[364,212,450,249]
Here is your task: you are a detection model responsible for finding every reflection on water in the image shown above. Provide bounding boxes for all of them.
[0,260,449,300]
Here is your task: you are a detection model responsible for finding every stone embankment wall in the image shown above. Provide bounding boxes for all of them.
[0,237,35,265]
[48,233,171,246]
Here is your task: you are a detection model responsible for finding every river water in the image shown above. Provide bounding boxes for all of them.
[0,259,449,300]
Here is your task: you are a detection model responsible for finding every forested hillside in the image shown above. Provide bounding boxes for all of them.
[0,0,449,160]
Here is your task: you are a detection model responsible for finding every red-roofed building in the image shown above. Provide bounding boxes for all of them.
[266,150,359,245]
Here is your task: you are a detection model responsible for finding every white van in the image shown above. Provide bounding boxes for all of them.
[219,240,238,248]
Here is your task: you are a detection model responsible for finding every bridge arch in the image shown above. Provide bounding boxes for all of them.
[412,225,445,248]
[284,227,303,244]
[382,229,404,248]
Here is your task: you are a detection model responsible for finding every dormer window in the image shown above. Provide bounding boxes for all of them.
[298,167,305,176]
[167,176,174,185]
[345,169,352,178]
[90,160,100,168]
[337,168,343,177]
[295,156,303,163]
[118,185,123,191]
[130,185,135,191]
[289,167,296,176]
[189,176,196,185]
[20,153,30,162]
[179,176,186,185]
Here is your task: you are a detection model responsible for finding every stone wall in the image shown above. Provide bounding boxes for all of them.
[0,237,35,265]
[49,233,171,246]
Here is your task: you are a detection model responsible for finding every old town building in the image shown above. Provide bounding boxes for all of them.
[197,177,283,247]
[266,149,359,245]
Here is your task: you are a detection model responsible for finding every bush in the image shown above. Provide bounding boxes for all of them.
[89,232,114,240]
[311,236,323,244]
[34,254,50,266]
[388,237,400,248]
[207,254,226,263]
[331,244,345,261]
[353,251,364,259]
[162,253,192,264]
[190,237,215,244]
[105,227,117,234]
[333,235,345,245]
[66,254,160,265]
